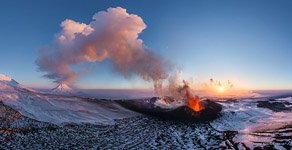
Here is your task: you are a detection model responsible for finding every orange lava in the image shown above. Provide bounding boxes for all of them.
[187,96,204,112]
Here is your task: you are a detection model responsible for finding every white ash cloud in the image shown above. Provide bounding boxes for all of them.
[36,7,171,92]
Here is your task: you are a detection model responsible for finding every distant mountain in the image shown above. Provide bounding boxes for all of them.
[50,83,73,95]
[0,74,137,125]
[0,74,19,87]
[0,74,36,92]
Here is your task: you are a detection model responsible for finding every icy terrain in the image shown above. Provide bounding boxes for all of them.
[0,75,291,149]
[0,75,137,125]
[211,98,292,148]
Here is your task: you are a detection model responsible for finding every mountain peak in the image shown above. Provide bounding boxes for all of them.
[0,74,19,86]
[51,83,73,95]
[0,74,12,81]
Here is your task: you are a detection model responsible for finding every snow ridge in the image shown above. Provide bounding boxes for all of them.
[0,74,12,81]
[0,74,19,87]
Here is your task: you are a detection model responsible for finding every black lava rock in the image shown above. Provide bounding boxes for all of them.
[116,98,222,122]
[257,100,291,112]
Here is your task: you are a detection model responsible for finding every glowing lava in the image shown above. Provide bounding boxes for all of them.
[187,96,204,112]
[180,80,205,112]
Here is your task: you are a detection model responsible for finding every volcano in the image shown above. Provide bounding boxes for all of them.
[50,83,73,95]
[116,97,222,122]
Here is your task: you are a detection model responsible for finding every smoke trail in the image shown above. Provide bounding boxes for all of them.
[36,7,171,93]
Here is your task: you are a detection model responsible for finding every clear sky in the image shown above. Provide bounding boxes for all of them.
[0,0,291,90]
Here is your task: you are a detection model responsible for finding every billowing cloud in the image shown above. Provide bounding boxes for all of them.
[36,7,171,93]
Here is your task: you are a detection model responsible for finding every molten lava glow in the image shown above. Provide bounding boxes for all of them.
[187,96,204,112]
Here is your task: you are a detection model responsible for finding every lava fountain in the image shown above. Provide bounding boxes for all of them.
[180,80,205,112]
[187,96,204,112]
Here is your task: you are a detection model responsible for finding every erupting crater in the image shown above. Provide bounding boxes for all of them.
[187,96,205,112]
[116,97,222,122]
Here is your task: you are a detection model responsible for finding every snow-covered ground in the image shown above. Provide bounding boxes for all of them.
[211,98,292,148]
[0,74,291,149]
[0,75,137,125]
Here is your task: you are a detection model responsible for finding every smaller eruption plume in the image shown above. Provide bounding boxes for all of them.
[167,71,184,99]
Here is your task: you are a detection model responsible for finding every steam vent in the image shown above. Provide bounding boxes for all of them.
[117,97,222,122]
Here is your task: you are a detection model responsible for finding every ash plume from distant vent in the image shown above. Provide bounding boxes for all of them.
[36,7,171,94]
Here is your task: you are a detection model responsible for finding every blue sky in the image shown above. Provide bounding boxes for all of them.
[0,0,292,89]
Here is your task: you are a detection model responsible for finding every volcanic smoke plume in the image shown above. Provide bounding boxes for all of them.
[36,7,170,93]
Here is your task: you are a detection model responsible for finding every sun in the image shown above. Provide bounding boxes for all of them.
[218,86,225,93]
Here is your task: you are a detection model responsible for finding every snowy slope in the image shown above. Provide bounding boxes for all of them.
[0,74,19,90]
[210,98,292,148]
[0,75,138,125]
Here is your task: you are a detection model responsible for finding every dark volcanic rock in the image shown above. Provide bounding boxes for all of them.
[0,101,224,149]
[257,100,291,112]
[116,98,222,122]
[1,99,291,149]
